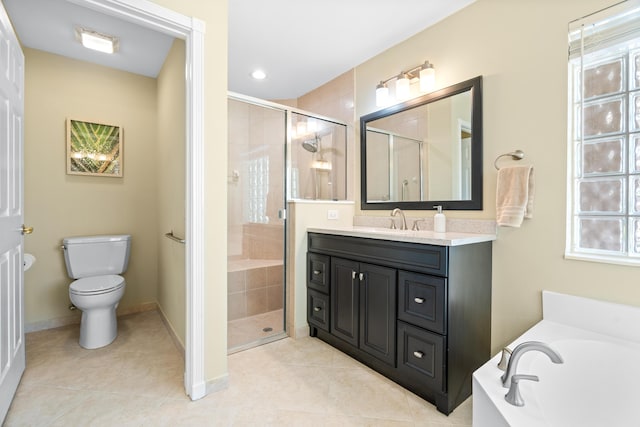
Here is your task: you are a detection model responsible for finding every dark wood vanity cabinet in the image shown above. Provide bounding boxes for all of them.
[307,232,492,415]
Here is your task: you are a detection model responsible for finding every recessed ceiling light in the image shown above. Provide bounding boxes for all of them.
[75,27,119,54]
[251,69,267,80]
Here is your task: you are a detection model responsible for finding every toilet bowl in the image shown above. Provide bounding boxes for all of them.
[69,275,126,349]
[63,234,131,349]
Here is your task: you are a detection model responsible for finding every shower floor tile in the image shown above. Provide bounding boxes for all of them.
[228,309,285,352]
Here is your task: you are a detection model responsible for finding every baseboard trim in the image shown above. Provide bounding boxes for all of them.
[157,305,185,356]
[205,373,229,395]
[294,324,310,339]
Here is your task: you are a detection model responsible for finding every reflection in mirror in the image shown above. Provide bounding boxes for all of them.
[290,112,347,201]
[360,76,482,210]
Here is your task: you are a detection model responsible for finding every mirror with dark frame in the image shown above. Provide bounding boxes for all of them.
[360,76,483,210]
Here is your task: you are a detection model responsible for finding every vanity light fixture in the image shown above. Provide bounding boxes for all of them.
[311,159,332,170]
[76,27,119,54]
[375,60,436,107]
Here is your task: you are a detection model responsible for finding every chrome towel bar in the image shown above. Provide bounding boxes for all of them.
[494,150,525,170]
[164,231,185,244]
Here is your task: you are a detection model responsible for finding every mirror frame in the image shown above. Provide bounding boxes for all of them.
[360,75,483,210]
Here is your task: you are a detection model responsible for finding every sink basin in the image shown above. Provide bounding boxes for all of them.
[351,226,413,235]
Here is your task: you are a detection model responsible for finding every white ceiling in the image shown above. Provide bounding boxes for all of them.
[4,0,475,100]
[3,0,175,78]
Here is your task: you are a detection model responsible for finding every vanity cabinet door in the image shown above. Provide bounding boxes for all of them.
[331,257,359,346]
[359,263,397,366]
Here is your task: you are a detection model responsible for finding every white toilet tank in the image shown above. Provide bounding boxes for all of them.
[63,235,131,279]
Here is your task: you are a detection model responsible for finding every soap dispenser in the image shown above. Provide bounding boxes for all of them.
[434,205,446,233]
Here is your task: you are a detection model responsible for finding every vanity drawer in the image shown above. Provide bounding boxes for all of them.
[307,253,330,293]
[398,271,447,334]
[307,289,330,332]
[397,321,445,393]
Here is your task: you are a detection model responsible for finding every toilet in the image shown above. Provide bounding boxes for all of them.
[63,234,131,349]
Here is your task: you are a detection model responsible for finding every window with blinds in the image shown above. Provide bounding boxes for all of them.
[566,2,640,265]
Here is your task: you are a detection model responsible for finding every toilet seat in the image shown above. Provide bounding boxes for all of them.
[70,275,125,296]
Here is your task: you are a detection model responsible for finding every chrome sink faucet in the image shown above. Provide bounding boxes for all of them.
[501,341,563,389]
[391,208,407,230]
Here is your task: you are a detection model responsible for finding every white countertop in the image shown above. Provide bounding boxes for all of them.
[307,225,496,246]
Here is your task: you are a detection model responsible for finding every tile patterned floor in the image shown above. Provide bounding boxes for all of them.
[5,310,472,426]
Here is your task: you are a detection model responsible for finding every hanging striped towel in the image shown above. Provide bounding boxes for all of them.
[496,165,535,227]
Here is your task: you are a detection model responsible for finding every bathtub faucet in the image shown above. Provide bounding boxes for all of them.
[501,341,563,389]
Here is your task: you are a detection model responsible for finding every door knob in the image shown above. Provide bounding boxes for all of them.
[21,224,34,235]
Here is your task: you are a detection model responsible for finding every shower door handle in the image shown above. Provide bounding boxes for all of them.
[278,209,287,220]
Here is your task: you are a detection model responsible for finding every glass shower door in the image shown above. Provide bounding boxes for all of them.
[227,97,287,353]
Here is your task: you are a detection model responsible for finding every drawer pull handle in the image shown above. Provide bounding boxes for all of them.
[414,297,425,304]
[313,270,322,275]
[413,351,424,359]
[313,307,322,312]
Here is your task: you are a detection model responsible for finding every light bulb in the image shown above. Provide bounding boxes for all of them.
[376,82,389,107]
[396,73,410,100]
[419,62,435,92]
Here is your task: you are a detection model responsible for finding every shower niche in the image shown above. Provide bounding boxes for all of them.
[289,112,347,201]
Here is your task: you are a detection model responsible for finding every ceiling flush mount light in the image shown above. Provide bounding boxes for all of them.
[251,69,267,80]
[75,27,119,54]
[375,60,436,107]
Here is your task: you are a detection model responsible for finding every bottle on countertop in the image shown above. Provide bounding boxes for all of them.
[434,205,446,233]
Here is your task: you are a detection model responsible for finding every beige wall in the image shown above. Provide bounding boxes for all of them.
[355,0,633,353]
[23,48,159,328]
[156,39,186,347]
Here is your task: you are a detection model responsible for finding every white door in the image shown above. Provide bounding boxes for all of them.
[0,2,26,423]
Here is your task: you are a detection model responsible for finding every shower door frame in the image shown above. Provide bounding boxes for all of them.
[227,93,290,349]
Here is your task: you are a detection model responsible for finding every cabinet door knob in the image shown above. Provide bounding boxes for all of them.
[359,273,364,281]
[413,351,424,359]
[313,270,322,275]
[313,307,322,312]
[414,297,425,304]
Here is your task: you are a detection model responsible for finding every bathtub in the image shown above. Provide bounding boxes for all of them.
[473,291,640,427]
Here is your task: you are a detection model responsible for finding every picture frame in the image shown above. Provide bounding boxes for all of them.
[66,118,123,177]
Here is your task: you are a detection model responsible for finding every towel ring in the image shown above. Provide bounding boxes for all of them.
[494,150,525,170]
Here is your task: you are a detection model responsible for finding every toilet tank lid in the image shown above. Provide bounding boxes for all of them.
[63,235,131,245]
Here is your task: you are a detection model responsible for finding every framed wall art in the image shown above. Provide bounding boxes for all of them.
[66,118,123,177]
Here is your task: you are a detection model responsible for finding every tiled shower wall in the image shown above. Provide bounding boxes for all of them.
[228,223,284,321]
[228,262,284,321]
